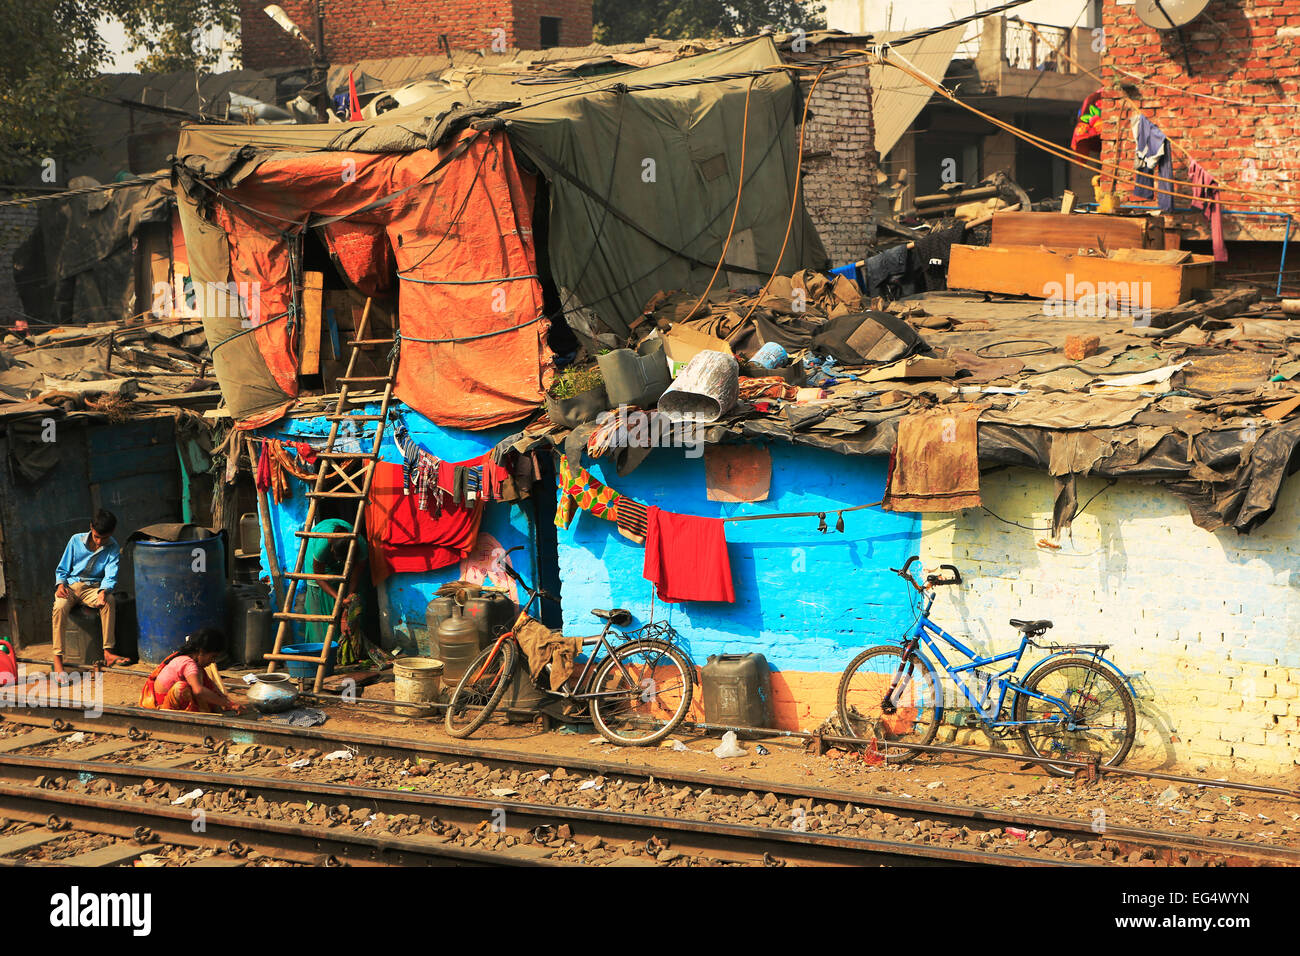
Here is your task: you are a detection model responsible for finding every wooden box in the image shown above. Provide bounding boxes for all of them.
[947,244,1216,311]
[990,211,1162,254]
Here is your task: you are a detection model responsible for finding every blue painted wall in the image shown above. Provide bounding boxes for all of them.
[257,403,548,654]
[555,444,921,678]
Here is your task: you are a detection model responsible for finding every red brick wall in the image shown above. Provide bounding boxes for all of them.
[240,0,593,68]
[1099,0,1300,212]
[511,0,594,49]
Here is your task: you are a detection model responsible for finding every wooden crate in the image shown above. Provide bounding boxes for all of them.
[990,211,1162,253]
[947,244,1216,310]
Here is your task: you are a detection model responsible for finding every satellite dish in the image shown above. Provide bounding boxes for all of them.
[1135,0,1211,30]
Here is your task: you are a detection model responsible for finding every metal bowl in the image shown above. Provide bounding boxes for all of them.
[246,673,299,713]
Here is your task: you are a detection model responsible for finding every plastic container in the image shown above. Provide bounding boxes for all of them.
[424,595,456,657]
[280,642,337,681]
[701,653,773,735]
[597,337,671,408]
[751,341,789,369]
[228,584,272,666]
[134,535,227,664]
[0,638,17,686]
[238,513,261,556]
[393,657,444,716]
[465,591,516,648]
[435,605,481,689]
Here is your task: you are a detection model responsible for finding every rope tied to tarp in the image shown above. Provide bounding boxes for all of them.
[209,309,292,355]
[388,314,546,362]
[395,273,541,285]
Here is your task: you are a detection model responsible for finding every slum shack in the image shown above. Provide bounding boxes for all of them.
[163,35,1300,777]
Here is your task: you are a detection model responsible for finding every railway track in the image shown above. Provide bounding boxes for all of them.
[2,705,1294,867]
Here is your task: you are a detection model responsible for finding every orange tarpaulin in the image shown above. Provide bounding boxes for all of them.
[211,128,551,429]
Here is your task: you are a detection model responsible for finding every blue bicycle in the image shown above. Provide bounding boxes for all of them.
[836,557,1136,776]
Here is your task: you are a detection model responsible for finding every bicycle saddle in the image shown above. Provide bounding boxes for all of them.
[591,608,633,626]
[1010,618,1053,633]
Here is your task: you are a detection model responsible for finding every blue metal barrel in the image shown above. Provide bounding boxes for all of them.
[133,536,227,663]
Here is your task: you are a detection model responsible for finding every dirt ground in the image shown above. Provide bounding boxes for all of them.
[13,649,1300,848]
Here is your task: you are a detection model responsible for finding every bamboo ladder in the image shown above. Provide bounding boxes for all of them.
[263,299,396,692]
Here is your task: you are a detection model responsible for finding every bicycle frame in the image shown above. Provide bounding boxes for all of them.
[478,607,678,704]
[897,590,1106,730]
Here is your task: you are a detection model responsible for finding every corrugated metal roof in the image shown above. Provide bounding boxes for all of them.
[869,26,966,157]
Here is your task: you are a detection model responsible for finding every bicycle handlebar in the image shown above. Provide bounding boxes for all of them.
[890,556,962,591]
[497,547,559,606]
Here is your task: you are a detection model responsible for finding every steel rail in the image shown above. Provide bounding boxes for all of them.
[0,753,1065,868]
[0,776,544,867]
[4,706,1293,866]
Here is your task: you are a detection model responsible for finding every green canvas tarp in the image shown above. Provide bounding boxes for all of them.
[13,177,173,328]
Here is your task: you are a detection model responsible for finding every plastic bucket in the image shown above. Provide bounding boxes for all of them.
[280,642,337,681]
[393,657,444,716]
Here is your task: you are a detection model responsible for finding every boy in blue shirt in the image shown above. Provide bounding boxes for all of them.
[52,509,128,676]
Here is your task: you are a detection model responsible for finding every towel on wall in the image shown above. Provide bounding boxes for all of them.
[882,403,984,513]
[642,506,735,603]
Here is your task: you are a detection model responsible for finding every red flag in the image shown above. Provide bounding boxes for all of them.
[348,70,363,121]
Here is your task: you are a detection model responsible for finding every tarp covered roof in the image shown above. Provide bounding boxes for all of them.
[175,38,828,425]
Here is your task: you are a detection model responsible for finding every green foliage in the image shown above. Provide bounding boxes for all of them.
[593,0,827,45]
[0,0,110,182]
[549,365,606,399]
[110,0,241,73]
[0,0,239,183]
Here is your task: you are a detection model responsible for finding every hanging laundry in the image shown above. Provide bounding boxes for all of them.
[1071,90,1103,154]
[1131,113,1173,212]
[254,441,288,503]
[882,404,984,513]
[365,462,483,583]
[1186,158,1228,263]
[555,456,625,528]
[554,457,648,544]
[642,506,735,603]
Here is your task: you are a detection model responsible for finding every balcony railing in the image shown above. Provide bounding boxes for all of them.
[1003,19,1071,73]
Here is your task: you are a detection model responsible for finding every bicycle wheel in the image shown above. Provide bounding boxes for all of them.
[444,640,517,739]
[589,639,694,746]
[836,644,942,763]
[1013,657,1136,776]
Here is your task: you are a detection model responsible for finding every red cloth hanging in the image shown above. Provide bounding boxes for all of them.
[365,462,483,583]
[642,506,735,604]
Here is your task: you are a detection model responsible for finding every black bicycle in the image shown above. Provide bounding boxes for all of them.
[444,547,695,746]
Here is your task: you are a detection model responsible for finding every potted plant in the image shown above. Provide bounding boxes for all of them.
[545,364,610,428]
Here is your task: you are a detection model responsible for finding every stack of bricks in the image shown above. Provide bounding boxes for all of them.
[239,0,593,68]
[784,37,879,266]
[1098,0,1300,215]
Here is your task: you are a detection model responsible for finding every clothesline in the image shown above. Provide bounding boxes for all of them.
[721,500,883,524]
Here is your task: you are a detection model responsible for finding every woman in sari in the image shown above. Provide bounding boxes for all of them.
[139,627,238,713]
[302,518,370,667]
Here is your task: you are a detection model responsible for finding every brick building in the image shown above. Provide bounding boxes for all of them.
[787,36,879,264]
[240,0,593,69]
[1098,0,1300,247]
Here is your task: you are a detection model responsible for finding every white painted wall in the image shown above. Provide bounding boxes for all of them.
[920,468,1300,777]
